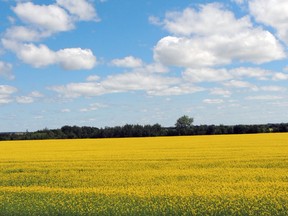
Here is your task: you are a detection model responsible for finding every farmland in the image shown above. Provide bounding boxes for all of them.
[0,133,288,215]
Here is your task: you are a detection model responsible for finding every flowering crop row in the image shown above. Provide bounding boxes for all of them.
[0,133,287,215]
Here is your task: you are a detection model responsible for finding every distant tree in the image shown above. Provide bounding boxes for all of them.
[151,123,163,136]
[206,125,216,135]
[233,125,246,134]
[175,115,194,135]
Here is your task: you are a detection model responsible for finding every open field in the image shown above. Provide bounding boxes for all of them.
[0,133,288,215]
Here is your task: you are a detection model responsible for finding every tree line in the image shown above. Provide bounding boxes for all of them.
[0,115,288,141]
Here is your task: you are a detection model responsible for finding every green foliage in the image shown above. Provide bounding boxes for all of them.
[175,115,194,135]
[1,119,288,140]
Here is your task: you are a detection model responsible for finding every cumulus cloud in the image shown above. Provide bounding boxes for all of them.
[148,16,162,26]
[86,75,100,82]
[15,91,44,104]
[0,96,13,104]
[230,67,272,80]
[57,0,99,21]
[181,67,280,85]
[28,44,57,68]
[153,3,285,68]
[147,84,204,96]
[272,72,288,81]
[80,103,107,112]
[154,36,227,68]
[232,0,245,4]
[61,108,71,113]
[111,56,143,68]
[245,95,284,100]
[2,40,97,70]
[1,0,99,72]
[50,82,107,98]
[102,72,178,93]
[2,0,99,46]
[249,0,288,44]
[203,98,224,104]
[13,2,74,34]
[0,85,17,104]
[183,68,232,82]
[16,96,34,104]
[210,88,232,97]
[130,63,169,74]
[57,48,97,70]
[7,0,98,43]
[3,26,49,42]
[260,86,286,92]
[0,85,17,95]
[29,91,44,98]
[223,80,258,90]
[162,3,251,36]
[0,61,14,80]
[50,71,181,97]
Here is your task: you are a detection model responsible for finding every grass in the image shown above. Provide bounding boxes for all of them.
[0,133,288,215]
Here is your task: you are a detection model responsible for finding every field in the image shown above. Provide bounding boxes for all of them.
[0,133,288,215]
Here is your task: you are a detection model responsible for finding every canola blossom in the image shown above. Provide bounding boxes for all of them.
[0,133,288,215]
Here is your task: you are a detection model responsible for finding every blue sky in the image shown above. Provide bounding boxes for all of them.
[1,0,288,132]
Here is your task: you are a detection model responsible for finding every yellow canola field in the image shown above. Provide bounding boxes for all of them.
[0,133,288,215]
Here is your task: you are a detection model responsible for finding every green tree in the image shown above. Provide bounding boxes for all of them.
[175,115,194,135]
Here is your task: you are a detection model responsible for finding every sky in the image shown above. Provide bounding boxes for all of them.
[0,0,288,132]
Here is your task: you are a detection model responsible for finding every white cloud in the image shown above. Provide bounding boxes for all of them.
[232,0,245,5]
[154,36,227,68]
[15,91,44,104]
[80,103,107,112]
[57,48,97,70]
[181,66,283,84]
[4,26,49,42]
[210,88,232,97]
[50,72,180,97]
[130,63,169,74]
[223,80,258,90]
[0,96,13,104]
[57,0,99,21]
[143,63,169,74]
[203,98,224,104]
[2,40,97,70]
[162,3,251,36]
[260,86,286,92]
[111,56,143,68]
[0,85,18,95]
[249,0,288,44]
[29,91,44,98]
[179,67,285,89]
[0,61,14,80]
[0,85,17,104]
[16,96,34,104]
[245,95,284,100]
[102,72,178,93]
[148,16,162,26]
[13,2,74,34]
[4,1,99,45]
[86,75,100,82]
[34,116,44,119]
[61,108,71,113]
[147,84,204,96]
[12,43,56,68]
[154,4,285,68]
[272,72,288,81]
[50,82,107,98]
[183,68,232,82]
[230,67,272,80]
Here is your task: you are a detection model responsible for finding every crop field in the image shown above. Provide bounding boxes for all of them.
[0,133,288,215]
